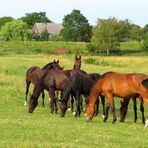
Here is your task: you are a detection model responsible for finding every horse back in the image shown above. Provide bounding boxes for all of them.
[26,66,42,85]
[98,72,148,98]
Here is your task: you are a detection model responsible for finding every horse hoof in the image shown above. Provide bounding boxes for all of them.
[24,101,27,106]
[68,108,71,111]
[86,117,92,122]
[120,120,124,122]
[112,119,117,124]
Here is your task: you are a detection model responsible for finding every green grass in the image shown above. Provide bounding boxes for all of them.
[0,54,148,148]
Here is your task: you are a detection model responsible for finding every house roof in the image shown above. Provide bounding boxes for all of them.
[33,23,63,35]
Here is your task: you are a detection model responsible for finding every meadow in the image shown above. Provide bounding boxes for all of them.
[0,43,148,147]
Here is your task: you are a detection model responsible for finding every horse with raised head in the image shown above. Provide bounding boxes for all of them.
[25,60,62,106]
[86,71,148,124]
[28,68,71,114]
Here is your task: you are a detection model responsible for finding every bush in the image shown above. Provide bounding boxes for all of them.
[85,43,97,53]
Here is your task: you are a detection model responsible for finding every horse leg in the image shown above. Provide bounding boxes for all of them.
[104,94,116,124]
[80,95,83,112]
[48,88,55,114]
[139,96,145,124]
[41,90,45,107]
[54,91,59,114]
[132,96,137,123]
[103,102,110,123]
[71,94,74,112]
[120,98,130,122]
[25,80,31,106]
[110,99,117,124]
[75,92,81,117]
[94,98,99,116]
[101,95,105,118]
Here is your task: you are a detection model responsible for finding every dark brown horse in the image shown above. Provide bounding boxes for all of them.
[120,95,145,123]
[86,71,148,123]
[73,55,81,69]
[60,72,105,117]
[25,60,62,106]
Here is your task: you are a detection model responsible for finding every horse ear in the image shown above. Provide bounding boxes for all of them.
[54,59,56,63]
[57,60,59,63]
[142,79,148,88]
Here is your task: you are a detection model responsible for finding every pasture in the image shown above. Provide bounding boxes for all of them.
[0,53,148,148]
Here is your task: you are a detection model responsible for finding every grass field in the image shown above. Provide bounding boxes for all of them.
[0,53,148,148]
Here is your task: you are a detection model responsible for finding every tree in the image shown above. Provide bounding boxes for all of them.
[19,12,52,28]
[0,16,14,29]
[92,17,121,54]
[0,20,31,41]
[143,32,148,50]
[60,9,92,42]
[118,19,131,41]
[129,24,143,41]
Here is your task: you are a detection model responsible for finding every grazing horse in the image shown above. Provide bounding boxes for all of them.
[25,60,62,106]
[28,69,70,113]
[60,72,105,117]
[120,95,145,123]
[86,71,148,123]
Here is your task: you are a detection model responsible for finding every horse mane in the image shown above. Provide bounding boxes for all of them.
[42,62,54,70]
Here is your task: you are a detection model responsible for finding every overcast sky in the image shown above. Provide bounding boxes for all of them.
[0,0,147,27]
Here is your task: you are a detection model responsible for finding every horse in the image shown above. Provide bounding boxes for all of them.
[60,72,105,117]
[86,71,148,124]
[28,66,90,114]
[25,60,62,107]
[120,94,145,124]
[73,55,81,69]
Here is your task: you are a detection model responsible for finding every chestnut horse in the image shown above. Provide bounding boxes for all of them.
[25,60,62,106]
[120,95,145,123]
[86,71,148,123]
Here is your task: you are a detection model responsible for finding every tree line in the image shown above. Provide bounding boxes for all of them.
[0,10,148,52]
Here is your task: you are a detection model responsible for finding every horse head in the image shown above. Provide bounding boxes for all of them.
[28,95,38,113]
[42,60,63,71]
[74,55,81,69]
[60,100,67,117]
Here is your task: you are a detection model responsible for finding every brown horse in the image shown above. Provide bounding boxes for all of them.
[86,71,148,123]
[25,60,62,106]
[120,95,145,123]
[73,55,81,69]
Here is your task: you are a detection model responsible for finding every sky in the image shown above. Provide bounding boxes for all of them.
[0,0,147,27]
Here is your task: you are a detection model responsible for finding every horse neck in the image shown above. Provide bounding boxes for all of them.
[88,81,101,105]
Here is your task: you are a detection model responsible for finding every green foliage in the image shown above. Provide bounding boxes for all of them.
[92,17,121,54]
[0,16,14,29]
[61,9,92,42]
[129,24,143,41]
[143,32,148,50]
[0,20,30,41]
[85,43,97,53]
[20,12,52,28]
